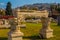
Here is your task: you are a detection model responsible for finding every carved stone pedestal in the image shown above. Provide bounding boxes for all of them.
[39,17,53,38]
[8,18,24,40]
[8,31,23,40]
[40,28,53,38]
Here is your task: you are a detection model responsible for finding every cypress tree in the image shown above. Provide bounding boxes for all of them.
[5,2,13,16]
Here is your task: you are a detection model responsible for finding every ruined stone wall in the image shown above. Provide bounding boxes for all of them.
[14,10,49,18]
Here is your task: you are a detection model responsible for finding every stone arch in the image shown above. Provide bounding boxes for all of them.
[8,9,54,40]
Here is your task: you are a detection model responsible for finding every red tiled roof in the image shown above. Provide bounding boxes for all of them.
[0,16,14,19]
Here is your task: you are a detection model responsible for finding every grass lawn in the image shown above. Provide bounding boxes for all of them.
[0,22,60,40]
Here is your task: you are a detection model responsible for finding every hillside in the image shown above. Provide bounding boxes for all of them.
[19,3,59,11]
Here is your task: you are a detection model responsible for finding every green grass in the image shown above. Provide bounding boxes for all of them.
[0,22,60,40]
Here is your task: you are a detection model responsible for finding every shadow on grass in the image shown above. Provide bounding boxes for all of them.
[0,37,7,40]
[0,36,45,40]
[52,24,60,27]
[23,35,45,40]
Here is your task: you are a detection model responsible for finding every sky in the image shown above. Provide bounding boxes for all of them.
[0,0,60,9]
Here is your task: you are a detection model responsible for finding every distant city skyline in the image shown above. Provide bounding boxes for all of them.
[0,0,60,9]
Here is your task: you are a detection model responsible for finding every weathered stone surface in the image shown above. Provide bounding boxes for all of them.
[40,28,53,38]
[8,9,24,40]
[39,17,53,38]
[8,30,23,40]
[8,18,24,40]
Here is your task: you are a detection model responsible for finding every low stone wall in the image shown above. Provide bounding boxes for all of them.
[26,19,41,23]
[0,19,10,29]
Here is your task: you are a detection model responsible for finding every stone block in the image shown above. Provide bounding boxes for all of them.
[8,31,24,40]
[40,28,53,38]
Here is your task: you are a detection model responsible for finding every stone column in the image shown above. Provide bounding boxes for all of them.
[16,9,26,27]
[4,19,9,25]
[8,9,24,40]
[39,17,53,38]
[8,18,23,40]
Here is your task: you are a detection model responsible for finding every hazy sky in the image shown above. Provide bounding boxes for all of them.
[0,0,60,9]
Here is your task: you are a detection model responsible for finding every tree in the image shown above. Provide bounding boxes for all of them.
[20,6,28,10]
[29,7,38,10]
[0,10,5,16]
[56,5,60,25]
[50,4,60,25]
[56,7,60,13]
[5,2,13,16]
